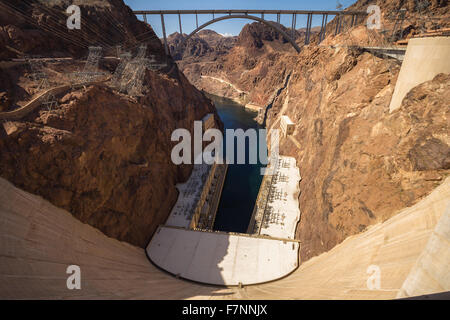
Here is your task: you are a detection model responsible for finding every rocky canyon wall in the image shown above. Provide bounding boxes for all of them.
[0,0,220,248]
[266,45,449,261]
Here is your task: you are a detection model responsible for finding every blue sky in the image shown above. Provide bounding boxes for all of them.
[124,0,358,37]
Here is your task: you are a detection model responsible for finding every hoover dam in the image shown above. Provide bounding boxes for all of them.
[2,36,450,296]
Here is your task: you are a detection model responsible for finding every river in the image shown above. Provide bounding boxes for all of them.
[207,94,265,233]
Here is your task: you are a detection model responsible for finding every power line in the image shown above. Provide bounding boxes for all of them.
[0,1,89,49]
[1,1,165,59]
[21,0,113,48]
[18,0,99,47]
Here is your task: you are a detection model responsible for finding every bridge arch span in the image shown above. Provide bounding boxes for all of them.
[182,14,301,53]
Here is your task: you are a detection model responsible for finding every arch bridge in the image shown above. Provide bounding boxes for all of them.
[133,10,368,55]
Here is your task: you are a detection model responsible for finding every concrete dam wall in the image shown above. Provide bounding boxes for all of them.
[389,37,450,112]
[0,176,448,299]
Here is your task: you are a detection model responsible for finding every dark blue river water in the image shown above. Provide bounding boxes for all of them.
[208,94,265,233]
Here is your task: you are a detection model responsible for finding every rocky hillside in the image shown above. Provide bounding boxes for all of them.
[177,22,302,105]
[0,0,220,248]
[348,0,449,36]
[168,29,237,61]
[0,0,167,59]
[263,37,449,261]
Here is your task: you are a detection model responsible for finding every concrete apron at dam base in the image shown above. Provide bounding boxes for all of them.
[147,226,299,286]
[146,155,302,286]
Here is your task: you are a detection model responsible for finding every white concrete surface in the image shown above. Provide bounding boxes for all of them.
[147,226,299,286]
[397,203,450,298]
[259,156,301,239]
[165,164,211,228]
[389,37,450,112]
[1,176,449,299]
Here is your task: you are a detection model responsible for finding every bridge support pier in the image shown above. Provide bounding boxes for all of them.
[319,13,328,43]
[160,14,169,56]
[334,14,340,35]
[291,13,297,39]
[178,12,183,34]
[305,13,312,45]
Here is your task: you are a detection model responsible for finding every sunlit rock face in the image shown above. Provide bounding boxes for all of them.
[266,46,449,261]
[0,0,221,247]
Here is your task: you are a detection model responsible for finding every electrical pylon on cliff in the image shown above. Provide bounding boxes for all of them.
[117,45,167,97]
[121,59,147,97]
[146,54,168,71]
[118,45,148,96]
[73,46,103,83]
[385,8,407,42]
[26,56,50,91]
[135,44,147,59]
[25,56,59,116]
[111,52,132,88]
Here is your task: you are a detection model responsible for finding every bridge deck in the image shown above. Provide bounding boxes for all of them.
[134,9,367,15]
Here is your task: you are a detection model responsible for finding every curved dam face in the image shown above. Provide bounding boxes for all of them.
[1,176,449,299]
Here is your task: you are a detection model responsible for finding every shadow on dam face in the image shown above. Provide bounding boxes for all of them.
[146,225,300,286]
[0,177,234,299]
[146,226,232,287]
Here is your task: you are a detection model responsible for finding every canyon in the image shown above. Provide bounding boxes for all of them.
[0,0,449,299]
[169,2,450,261]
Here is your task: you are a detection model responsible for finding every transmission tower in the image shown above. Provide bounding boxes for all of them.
[135,44,147,59]
[415,0,432,34]
[111,52,132,88]
[120,60,146,96]
[26,56,50,91]
[74,46,103,83]
[116,45,168,97]
[25,56,59,116]
[146,54,168,71]
[118,45,148,96]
